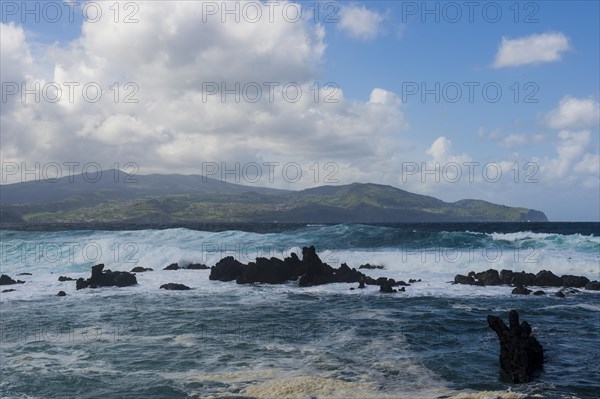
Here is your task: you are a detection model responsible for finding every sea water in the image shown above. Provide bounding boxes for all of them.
[1,223,599,398]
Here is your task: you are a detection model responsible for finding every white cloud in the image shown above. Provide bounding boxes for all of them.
[544,96,600,130]
[493,32,570,68]
[338,5,384,40]
[0,4,407,187]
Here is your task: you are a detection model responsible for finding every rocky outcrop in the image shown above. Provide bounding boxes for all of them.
[209,257,245,282]
[163,263,179,270]
[76,264,137,290]
[532,270,563,287]
[585,281,600,291]
[160,283,191,290]
[58,276,75,282]
[57,291,66,296]
[131,267,153,273]
[487,310,544,383]
[186,263,209,270]
[561,275,590,288]
[454,268,592,290]
[359,263,384,270]
[208,246,408,289]
[0,275,24,285]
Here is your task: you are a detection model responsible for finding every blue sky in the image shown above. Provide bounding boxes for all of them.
[1,1,599,220]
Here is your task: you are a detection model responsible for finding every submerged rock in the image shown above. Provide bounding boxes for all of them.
[17,272,32,276]
[163,263,179,270]
[359,263,384,270]
[511,285,532,295]
[584,281,600,291]
[186,263,209,270]
[131,267,153,273]
[379,280,397,293]
[76,264,137,290]
[56,291,67,297]
[58,276,75,282]
[2,289,16,293]
[487,310,544,383]
[160,283,191,290]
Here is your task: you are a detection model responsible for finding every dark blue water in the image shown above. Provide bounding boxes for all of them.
[1,223,599,398]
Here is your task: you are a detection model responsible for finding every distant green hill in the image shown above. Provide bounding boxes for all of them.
[0,171,548,224]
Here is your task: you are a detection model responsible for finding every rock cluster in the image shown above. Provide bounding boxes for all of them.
[453,268,598,293]
[76,264,137,290]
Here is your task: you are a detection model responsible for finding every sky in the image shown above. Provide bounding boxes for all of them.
[1,0,599,221]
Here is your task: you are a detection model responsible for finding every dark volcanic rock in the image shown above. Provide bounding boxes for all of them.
[499,269,514,284]
[186,263,210,270]
[237,257,293,284]
[379,280,397,293]
[585,281,600,291]
[359,263,384,270]
[532,290,545,296]
[160,283,191,290]
[209,257,245,282]
[17,272,32,276]
[554,291,565,298]
[2,289,16,293]
[163,263,179,270]
[561,275,590,288]
[358,280,366,289]
[131,267,153,273]
[408,278,421,283]
[510,272,536,287]
[475,269,503,286]
[453,274,475,285]
[76,264,137,290]
[512,285,532,295]
[487,310,544,383]
[298,246,336,287]
[0,275,24,285]
[533,270,563,287]
[57,291,66,297]
[58,276,75,282]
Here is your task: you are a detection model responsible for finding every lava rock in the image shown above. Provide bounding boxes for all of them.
[453,274,475,285]
[76,264,137,290]
[186,263,209,270]
[475,269,503,286]
[533,270,563,287]
[500,269,514,284]
[0,275,24,285]
[160,283,191,290]
[487,310,544,383]
[560,275,590,288]
[237,257,293,284]
[554,291,565,298]
[2,289,16,293]
[512,285,532,295]
[358,280,366,289]
[359,263,384,270]
[56,291,67,297]
[209,257,245,282]
[17,272,32,276]
[510,271,536,287]
[58,276,75,282]
[584,281,600,291]
[532,290,545,296]
[163,263,179,270]
[379,280,397,293]
[131,267,153,273]
[408,278,421,283]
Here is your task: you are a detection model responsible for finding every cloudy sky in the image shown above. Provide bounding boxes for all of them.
[1,0,599,221]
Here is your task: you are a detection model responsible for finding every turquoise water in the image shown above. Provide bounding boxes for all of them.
[1,223,599,398]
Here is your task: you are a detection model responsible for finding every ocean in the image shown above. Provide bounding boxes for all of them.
[1,223,599,398]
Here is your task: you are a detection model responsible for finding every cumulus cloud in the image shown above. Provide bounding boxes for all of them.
[338,4,384,40]
[493,32,570,68]
[0,3,406,187]
[544,96,600,130]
